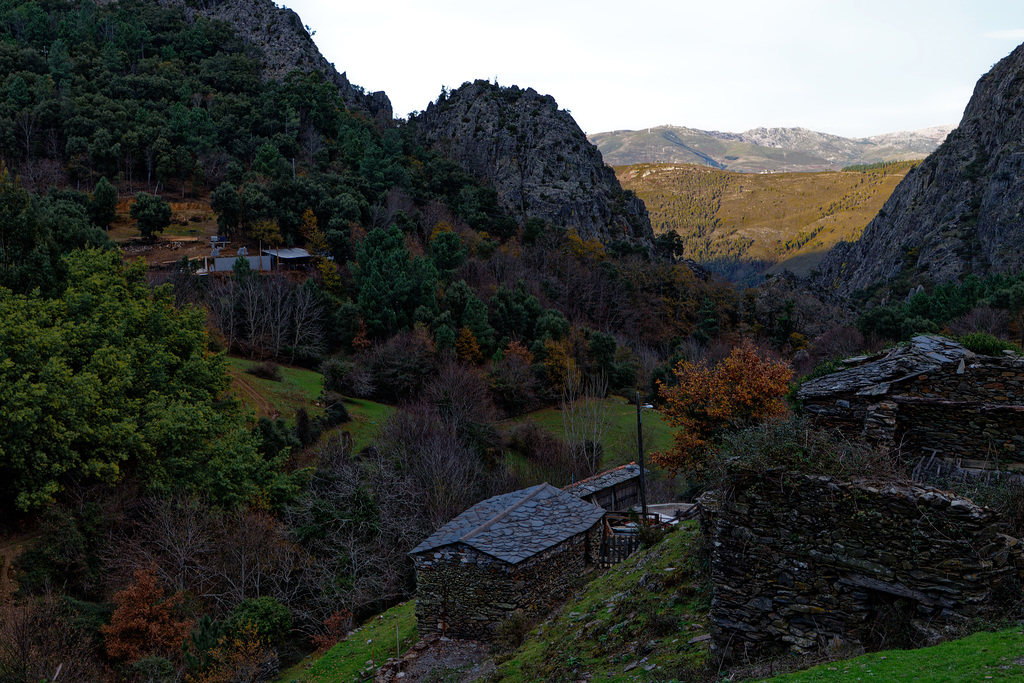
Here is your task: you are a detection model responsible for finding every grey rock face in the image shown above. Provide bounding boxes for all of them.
[153,0,392,122]
[412,81,652,243]
[814,42,1024,297]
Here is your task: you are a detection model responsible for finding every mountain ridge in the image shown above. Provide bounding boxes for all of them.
[591,124,953,172]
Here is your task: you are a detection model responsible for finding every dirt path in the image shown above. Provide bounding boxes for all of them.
[227,367,280,420]
[376,636,493,683]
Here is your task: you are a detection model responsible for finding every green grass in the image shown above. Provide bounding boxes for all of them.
[494,522,710,682]
[341,397,396,452]
[761,627,1024,682]
[225,357,325,423]
[509,396,675,468]
[278,600,418,683]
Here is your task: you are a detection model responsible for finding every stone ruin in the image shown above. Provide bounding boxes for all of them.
[797,335,1024,473]
[700,471,1024,659]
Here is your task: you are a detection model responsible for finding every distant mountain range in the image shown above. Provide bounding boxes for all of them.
[590,125,953,173]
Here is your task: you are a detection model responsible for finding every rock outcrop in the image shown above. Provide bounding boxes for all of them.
[153,0,392,122]
[412,81,652,243]
[814,42,1024,297]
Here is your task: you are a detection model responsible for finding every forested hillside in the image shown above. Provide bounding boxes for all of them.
[0,1,785,679]
[617,161,917,282]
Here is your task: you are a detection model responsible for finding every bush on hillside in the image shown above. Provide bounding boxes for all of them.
[957,332,1022,356]
[246,362,282,381]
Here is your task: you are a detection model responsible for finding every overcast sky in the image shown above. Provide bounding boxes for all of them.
[281,0,1024,138]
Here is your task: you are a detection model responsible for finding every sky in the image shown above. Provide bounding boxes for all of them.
[281,0,1024,138]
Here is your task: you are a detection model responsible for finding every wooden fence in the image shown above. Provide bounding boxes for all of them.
[599,533,641,568]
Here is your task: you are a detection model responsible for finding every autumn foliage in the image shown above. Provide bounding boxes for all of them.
[654,340,792,475]
[101,565,194,664]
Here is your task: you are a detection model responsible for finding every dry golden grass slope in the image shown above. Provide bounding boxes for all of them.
[617,161,917,277]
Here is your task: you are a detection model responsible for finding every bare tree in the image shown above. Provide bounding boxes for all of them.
[263,274,291,359]
[14,108,36,160]
[299,124,326,164]
[208,276,239,352]
[422,361,495,432]
[0,592,102,683]
[289,283,325,363]
[561,362,611,477]
[238,274,267,358]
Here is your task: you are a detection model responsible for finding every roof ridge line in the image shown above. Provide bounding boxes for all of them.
[458,482,550,543]
[564,462,637,490]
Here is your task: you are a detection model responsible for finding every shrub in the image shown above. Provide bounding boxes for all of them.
[246,361,282,381]
[494,609,533,651]
[957,331,1022,356]
[320,392,351,427]
[320,357,375,398]
[707,418,906,484]
[227,596,291,642]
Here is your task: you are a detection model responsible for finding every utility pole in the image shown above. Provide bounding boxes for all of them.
[636,390,649,525]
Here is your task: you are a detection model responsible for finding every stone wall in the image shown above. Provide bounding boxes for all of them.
[701,472,1024,659]
[804,356,1024,463]
[412,524,601,639]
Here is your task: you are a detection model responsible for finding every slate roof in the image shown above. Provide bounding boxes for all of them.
[562,462,644,498]
[409,483,606,564]
[797,335,975,400]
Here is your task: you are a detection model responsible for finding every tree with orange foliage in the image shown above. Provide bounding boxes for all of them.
[101,565,194,664]
[654,340,792,475]
[455,327,483,364]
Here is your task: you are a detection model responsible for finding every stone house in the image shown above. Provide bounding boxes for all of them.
[562,462,645,512]
[409,483,605,639]
[797,335,1024,470]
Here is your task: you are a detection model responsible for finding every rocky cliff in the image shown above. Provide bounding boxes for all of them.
[412,81,652,243]
[153,0,392,122]
[814,42,1024,298]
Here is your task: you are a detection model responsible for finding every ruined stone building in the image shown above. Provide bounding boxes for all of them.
[409,483,605,639]
[562,462,645,511]
[797,335,1024,470]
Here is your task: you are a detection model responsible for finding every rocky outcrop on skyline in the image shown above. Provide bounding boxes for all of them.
[153,0,392,122]
[413,81,652,243]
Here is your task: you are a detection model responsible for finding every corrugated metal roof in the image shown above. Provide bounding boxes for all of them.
[409,483,605,564]
[261,248,312,259]
[208,255,272,271]
[562,463,644,498]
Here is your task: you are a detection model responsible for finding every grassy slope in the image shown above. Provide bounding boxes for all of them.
[761,627,1024,682]
[509,397,675,466]
[494,522,710,683]
[617,162,916,276]
[225,357,326,422]
[223,358,393,450]
[340,397,395,452]
[279,600,418,683]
